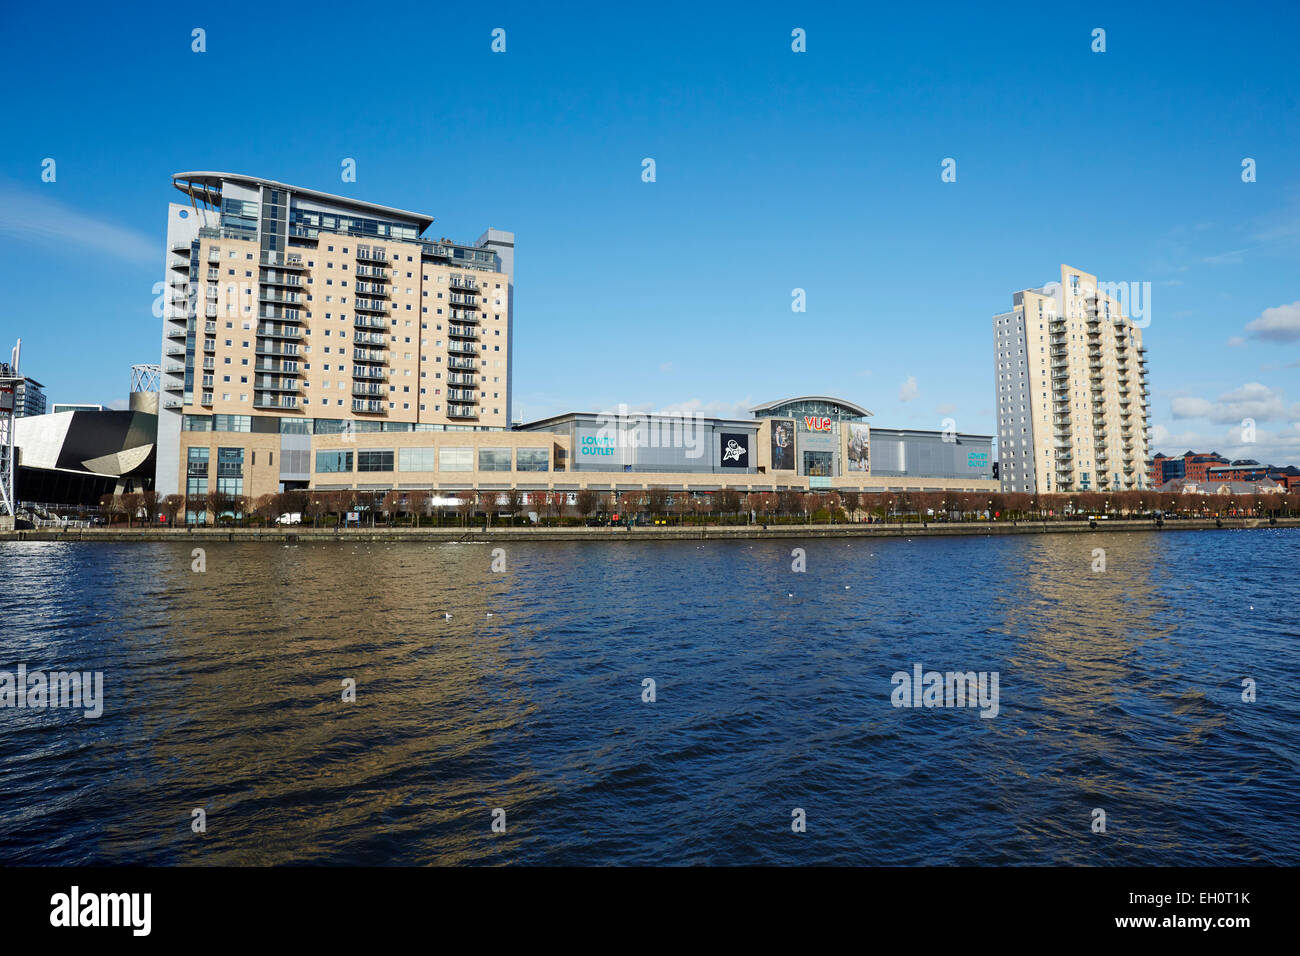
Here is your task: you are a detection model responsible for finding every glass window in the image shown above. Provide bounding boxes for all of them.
[212,414,251,433]
[515,448,549,472]
[187,447,209,476]
[316,450,354,473]
[439,447,472,472]
[357,449,394,472]
[478,448,511,471]
[398,447,437,472]
[216,446,244,477]
[182,415,213,432]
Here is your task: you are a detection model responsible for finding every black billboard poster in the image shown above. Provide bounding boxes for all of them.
[720,433,749,468]
[770,420,795,471]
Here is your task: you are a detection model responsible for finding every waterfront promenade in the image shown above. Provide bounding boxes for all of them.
[3,516,1295,543]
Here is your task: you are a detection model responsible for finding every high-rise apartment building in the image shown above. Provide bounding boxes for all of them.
[14,380,46,417]
[158,173,513,513]
[992,264,1151,494]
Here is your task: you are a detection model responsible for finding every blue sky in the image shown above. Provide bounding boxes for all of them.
[2,0,1298,462]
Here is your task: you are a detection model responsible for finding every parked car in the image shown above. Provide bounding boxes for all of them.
[276,513,302,525]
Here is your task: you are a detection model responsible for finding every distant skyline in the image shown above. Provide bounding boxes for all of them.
[2,1,1298,462]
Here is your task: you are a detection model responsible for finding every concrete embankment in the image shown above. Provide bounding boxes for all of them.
[1,517,1295,543]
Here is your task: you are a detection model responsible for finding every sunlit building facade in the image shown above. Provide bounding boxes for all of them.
[993,264,1151,494]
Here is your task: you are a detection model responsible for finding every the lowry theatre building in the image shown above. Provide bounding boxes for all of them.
[157,173,995,519]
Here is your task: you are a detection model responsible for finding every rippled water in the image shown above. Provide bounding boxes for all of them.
[1,530,1297,865]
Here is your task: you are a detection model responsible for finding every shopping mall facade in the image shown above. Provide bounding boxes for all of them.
[156,173,995,519]
[174,395,995,517]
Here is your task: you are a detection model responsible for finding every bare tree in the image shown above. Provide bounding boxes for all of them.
[161,494,184,526]
[645,486,669,523]
[458,491,478,526]
[718,487,741,522]
[576,488,599,522]
[120,492,141,529]
[139,489,159,525]
[205,489,230,526]
[505,488,524,525]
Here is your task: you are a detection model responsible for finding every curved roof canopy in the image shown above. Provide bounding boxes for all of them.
[172,172,436,232]
[749,396,873,420]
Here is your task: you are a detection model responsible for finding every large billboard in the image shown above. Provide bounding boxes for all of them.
[846,423,870,473]
[769,419,795,471]
[719,433,749,468]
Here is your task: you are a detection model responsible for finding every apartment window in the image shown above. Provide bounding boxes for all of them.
[357,449,395,473]
[439,447,473,472]
[316,450,354,473]
[516,448,549,472]
[216,447,244,478]
[187,446,209,477]
[398,447,437,472]
[479,448,511,471]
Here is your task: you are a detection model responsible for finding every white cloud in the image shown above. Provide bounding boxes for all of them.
[1169,382,1300,424]
[0,180,157,266]
[1151,421,1300,466]
[1244,301,1300,342]
[935,402,956,415]
[899,376,918,402]
[1226,336,1246,347]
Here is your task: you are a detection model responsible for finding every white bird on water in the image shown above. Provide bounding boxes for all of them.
[444,612,453,620]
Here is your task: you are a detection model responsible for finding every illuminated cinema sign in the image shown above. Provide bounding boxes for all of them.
[802,416,833,432]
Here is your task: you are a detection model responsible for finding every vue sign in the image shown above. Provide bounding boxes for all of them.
[803,416,833,432]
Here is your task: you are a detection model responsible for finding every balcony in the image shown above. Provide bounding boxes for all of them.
[259,290,303,305]
[202,339,216,352]
[352,383,385,397]
[448,357,477,371]
[448,293,478,307]
[355,246,388,263]
[448,325,479,340]
[353,315,388,330]
[355,265,388,281]
[257,325,302,339]
[353,347,387,363]
[352,399,386,414]
[447,404,478,419]
[261,272,304,287]
[354,297,387,313]
[355,282,389,298]
[354,331,387,346]
[447,388,478,403]
[447,341,477,355]
[353,366,386,380]
[167,325,187,340]
[255,343,300,357]
[447,372,478,386]
[261,252,306,270]
[171,241,191,255]
[254,395,299,410]
[254,360,299,374]
[256,377,300,392]
[449,277,478,291]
